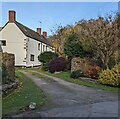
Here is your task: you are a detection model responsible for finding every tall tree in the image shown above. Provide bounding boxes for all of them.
[64,34,83,60]
[49,25,75,57]
[77,15,120,69]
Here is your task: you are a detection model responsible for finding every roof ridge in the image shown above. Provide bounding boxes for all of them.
[15,21,53,47]
[15,21,39,35]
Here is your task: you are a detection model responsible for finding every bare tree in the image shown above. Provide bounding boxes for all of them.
[78,15,120,68]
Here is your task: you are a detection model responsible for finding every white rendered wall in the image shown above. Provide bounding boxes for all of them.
[0,22,55,67]
[26,37,42,67]
[26,38,54,67]
[0,23,26,66]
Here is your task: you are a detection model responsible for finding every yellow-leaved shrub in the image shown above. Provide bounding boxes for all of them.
[98,64,120,86]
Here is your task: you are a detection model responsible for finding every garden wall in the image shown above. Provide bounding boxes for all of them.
[71,57,101,79]
[2,52,15,84]
[71,57,90,73]
[2,52,19,96]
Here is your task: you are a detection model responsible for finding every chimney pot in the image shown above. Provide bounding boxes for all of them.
[37,28,41,35]
[9,11,16,22]
[43,31,47,38]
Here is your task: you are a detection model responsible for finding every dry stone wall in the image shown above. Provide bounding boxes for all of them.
[2,52,18,96]
[71,57,91,73]
[71,57,101,79]
[2,52,15,84]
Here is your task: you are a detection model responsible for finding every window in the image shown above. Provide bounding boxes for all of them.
[43,45,45,52]
[41,43,42,52]
[30,54,34,61]
[38,43,40,50]
[0,40,6,46]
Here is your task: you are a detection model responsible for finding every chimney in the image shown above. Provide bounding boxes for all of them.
[36,28,41,35]
[9,11,16,22]
[43,31,47,38]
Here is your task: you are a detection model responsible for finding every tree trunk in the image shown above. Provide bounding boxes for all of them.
[103,57,109,69]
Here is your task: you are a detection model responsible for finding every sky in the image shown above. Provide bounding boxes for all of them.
[1,2,119,36]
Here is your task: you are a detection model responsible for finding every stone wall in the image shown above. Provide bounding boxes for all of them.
[2,80,19,96]
[71,57,91,73]
[2,52,15,84]
[2,52,19,96]
[71,57,101,79]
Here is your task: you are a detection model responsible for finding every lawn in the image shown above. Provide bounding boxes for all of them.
[2,70,46,116]
[24,68,119,93]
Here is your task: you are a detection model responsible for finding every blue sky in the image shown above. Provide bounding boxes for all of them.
[1,2,118,36]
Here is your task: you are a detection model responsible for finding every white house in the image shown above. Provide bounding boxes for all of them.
[0,11,55,67]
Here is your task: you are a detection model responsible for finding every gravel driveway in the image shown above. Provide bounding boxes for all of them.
[13,70,119,118]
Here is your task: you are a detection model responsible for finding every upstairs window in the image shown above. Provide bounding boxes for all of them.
[0,40,6,46]
[30,54,34,61]
[38,43,40,50]
[43,45,45,52]
[46,46,47,51]
[41,43,42,52]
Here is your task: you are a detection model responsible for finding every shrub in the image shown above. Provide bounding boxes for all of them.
[38,51,58,71]
[112,63,120,73]
[48,57,67,73]
[98,64,120,86]
[70,70,83,79]
[42,62,49,71]
[38,51,58,64]
[85,65,101,79]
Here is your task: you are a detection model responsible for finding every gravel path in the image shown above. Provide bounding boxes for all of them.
[13,70,119,118]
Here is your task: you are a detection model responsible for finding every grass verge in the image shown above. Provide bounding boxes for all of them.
[2,70,46,116]
[23,68,118,93]
[43,71,118,93]
[28,71,56,83]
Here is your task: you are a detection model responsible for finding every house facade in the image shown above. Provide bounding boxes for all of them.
[0,11,54,67]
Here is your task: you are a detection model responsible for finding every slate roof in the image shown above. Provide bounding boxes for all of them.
[0,45,2,52]
[15,22,53,47]
[0,27,2,31]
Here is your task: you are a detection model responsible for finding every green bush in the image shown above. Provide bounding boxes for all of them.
[38,51,58,71]
[38,51,58,64]
[42,62,49,71]
[98,64,120,86]
[70,70,84,79]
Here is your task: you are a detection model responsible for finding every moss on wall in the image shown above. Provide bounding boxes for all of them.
[2,52,15,84]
